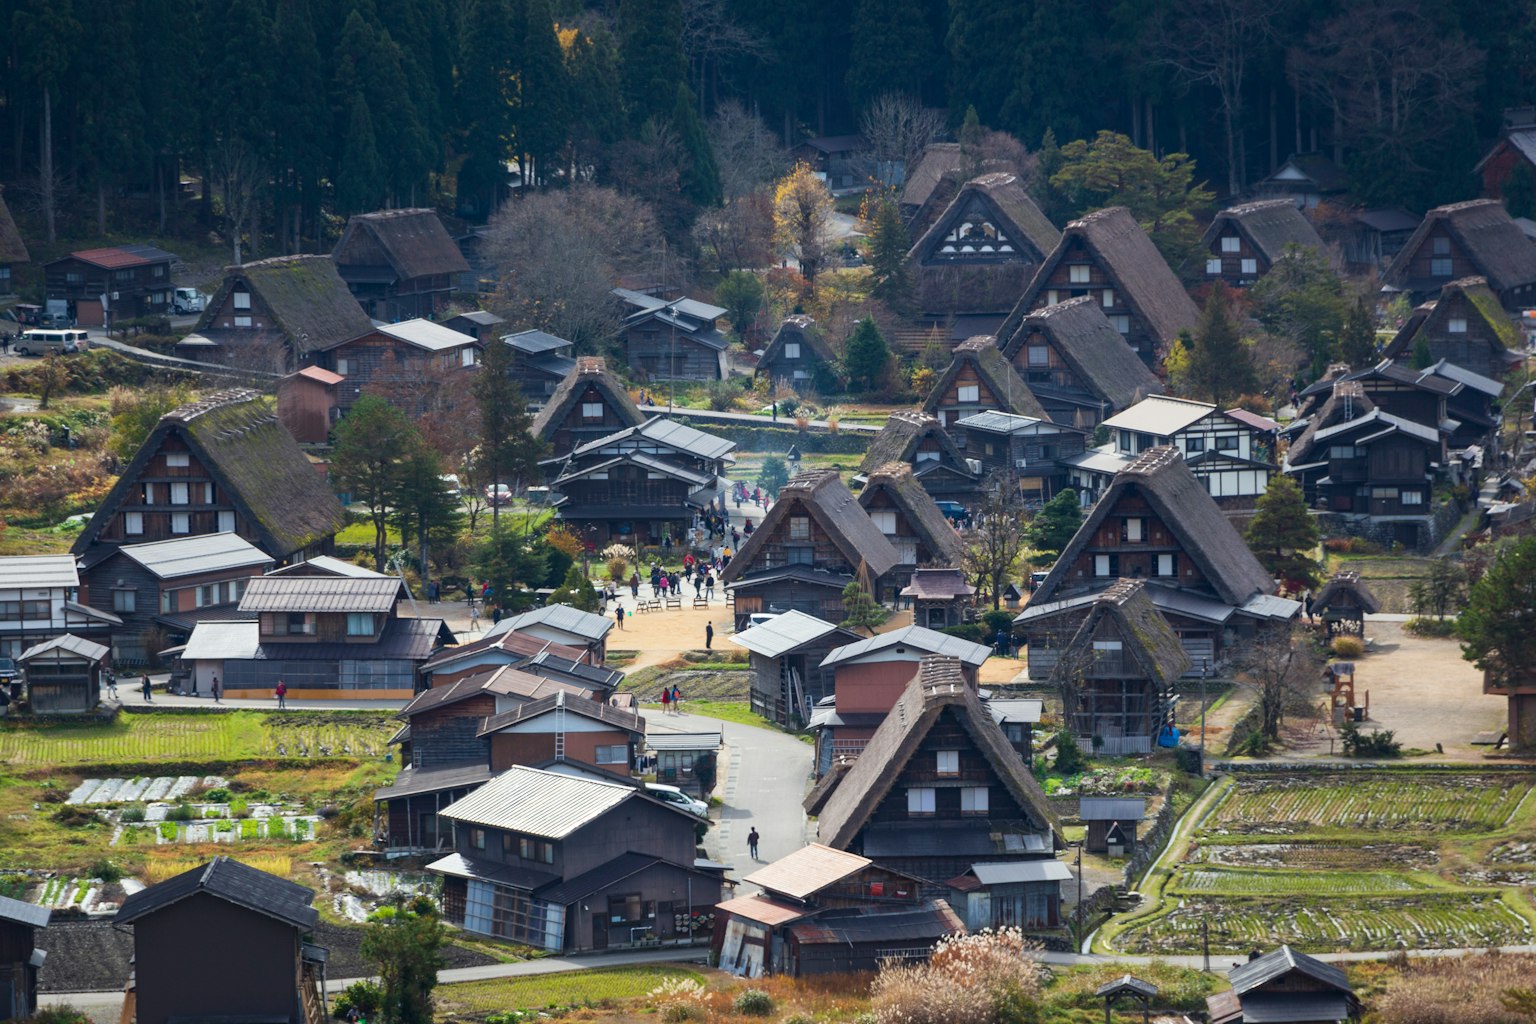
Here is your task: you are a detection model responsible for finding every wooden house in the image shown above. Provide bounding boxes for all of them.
[266,555,390,580]
[998,207,1199,368]
[1383,199,1536,309]
[756,316,836,391]
[1207,945,1360,1024]
[430,766,723,952]
[731,609,862,727]
[532,357,646,458]
[79,532,273,665]
[789,135,870,191]
[312,318,481,418]
[116,857,326,1024]
[721,470,899,632]
[899,569,976,631]
[72,390,346,577]
[479,691,643,773]
[276,365,345,444]
[952,412,1088,506]
[900,143,966,233]
[810,626,992,774]
[1311,571,1379,638]
[422,628,593,687]
[1254,153,1348,209]
[331,207,469,319]
[998,296,1163,429]
[1043,579,1190,755]
[943,858,1073,934]
[503,328,577,405]
[1283,384,1448,551]
[442,309,506,343]
[0,555,117,665]
[44,244,176,326]
[18,633,109,714]
[0,186,29,297]
[1080,798,1145,856]
[856,463,965,595]
[1380,277,1526,379]
[922,335,1047,431]
[613,288,730,381]
[645,730,721,792]
[187,255,373,371]
[1201,199,1329,287]
[1020,447,1299,670]
[856,411,981,507]
[179,576,451,699]
[0,895,48,1020]
[1475,108,1536,199]
[1299,357,1502,453]
[809,656,1063,895]
[1328,207,1422,273]
[481,605,614,664]
[714,844,948,977]
[542,417,736,547]
[908,173,1060,321]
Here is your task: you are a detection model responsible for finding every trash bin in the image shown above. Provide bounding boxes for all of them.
[1353,706,1365,722]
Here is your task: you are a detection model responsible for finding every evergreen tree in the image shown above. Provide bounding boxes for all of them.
[456,0,519,215]
[618,0,687,128]
[1248,246,1347,378]
[1026,488,1081,556]
[843,317,891,392]
[330,396,419,571]
[1411,335,1434,370]
[759,454,790,495]
[271,0,326,247]
[338,93,385,216]
[715,271,766,337]
[846,0,934,110]
[474,525,549,610]
[513,0,570,190]
[563,26,627,168]
[549,563,602,612]
[1186,282,1257,407]
[1504,162,1536,221]
[360,896,446,1024]
[203,0,273,154]
[389,445,462,581]
[840,577,889,635]
[1031,128,1072,224]
[1338,297,1378,368]
[867,196,912,310]
[1245,475,1321,589]
[945,0,1027,128]
[473,334,546,531]
[672,84,723,206]
[1458,536,1536,725]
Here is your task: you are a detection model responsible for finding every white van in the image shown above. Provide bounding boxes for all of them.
[172,288,205,314]
[17,329,90,356]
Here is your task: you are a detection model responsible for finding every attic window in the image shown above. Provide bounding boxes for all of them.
[1432,236,1451,255]
[233,291,251,310]
[166,452,189,468]
[1221,235,1241,253]
[936,750,959,775]
[1241,259,1257,276]
[581,402,604,419]
[957,385,980,403]
[1027,345,1048,367]
[784,343,801,359]
[907,787,936,816]
[1206,258,1222,276]
[789,516,810,541]
[1448,317,1467,333]
[124,512,144,535]
[1102,289,1115,308]
[1068,265,1091,284]
[1431,258,1452,278]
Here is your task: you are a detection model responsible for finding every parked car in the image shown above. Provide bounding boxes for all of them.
[645,783,709,818]
[934,500,968,523]
[0,657,17,689]
[17,329,90,356]
[171,287,206,314]
[439,474,462,496]
[746,613,779,629]
[484,483,511,506]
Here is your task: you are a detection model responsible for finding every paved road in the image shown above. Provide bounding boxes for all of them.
[638,403,882,434]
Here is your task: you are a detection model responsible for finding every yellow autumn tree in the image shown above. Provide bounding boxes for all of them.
[772,162,836,287]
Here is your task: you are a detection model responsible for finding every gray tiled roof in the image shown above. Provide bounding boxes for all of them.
[238,575,401,613]
[118,533,272,579]
[116,856,317,930]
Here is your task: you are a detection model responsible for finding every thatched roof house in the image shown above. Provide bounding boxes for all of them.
[999,296,1162,427]
[332,208,469,319]
[757,316,836,390]
[1201,199,1328,286]
[1052,578,1191,688]
[0,185,29,275]
[856,411,979,502]
[923,335,1047,427]
[1380,276,1526,379]
[194,255,373,367]
[1384,199,1536,308]
[532,357,646,457]
[857,462,963,569]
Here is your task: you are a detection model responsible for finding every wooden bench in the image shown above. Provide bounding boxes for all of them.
[635,598,661,613]
[692,596,710,609]
[665,596,683,610]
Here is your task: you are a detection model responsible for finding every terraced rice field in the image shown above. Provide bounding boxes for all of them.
[1193,841,1437,869]
[1174,868,1430,895]
[1208,774,1532,834]
[0,712,394,766]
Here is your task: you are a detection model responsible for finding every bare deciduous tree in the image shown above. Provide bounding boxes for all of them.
[959,474,1033,609]
[708,100,787,200]
[681,0,768,110]
[210,137,266,266]
[859,93,947,187]
[1235,626,1321,745]
[693,191,775,275]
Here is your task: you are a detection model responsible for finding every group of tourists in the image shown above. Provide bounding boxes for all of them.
[658,683,684,714]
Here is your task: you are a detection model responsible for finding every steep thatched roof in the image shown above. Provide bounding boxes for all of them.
[1201,199,1327,264]
[1381,277,1526,361]
[532,357,645,440]
[908,174,1059,316]
[1000,296,1163,411]
[1312,571,1381,616]
[1385,199,1536,296]
[812,656,1061,849]
[901,143,966,211]
[998,207,1199,350]
[199,256,373,356]
[1052,579,1190,686]
[721,469,899,584]
[73,390,346,560]
[858,411,970,478]
[1034,447,1275,608]
[759,315,835,365]
[332,208,469,281]
[911,173,1059,264]
[1284,383,1378,468]
[858,462,964,565]
[922,336,1048,420]
[0,187,28,264]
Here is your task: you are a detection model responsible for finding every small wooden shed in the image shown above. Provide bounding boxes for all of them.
[1311,572,1380,638]
[18,633,109,714]
[1079,797,1145,855]
[0,894,50,1020]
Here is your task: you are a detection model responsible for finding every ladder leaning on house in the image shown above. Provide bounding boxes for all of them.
[553,691,567,762]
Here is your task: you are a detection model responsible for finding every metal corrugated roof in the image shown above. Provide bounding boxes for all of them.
[744,844,870,900]
[0,554,79,590]
[266,555,390,579]
[716,894,815,927]
[0,894,50,929]
[536,852,664,905]
[730,609,847,658]
[484,604,613,643]
[1230,944,1350,996]
[437,765,635,838]
[819,625,991,669]
[1063,446,1134,475]
[1078,798,1146,821]
[788,901,963,945]
[1102,395,1218,436]
[118,533,272,579]
[1237,993,1352,1024]
[374,761,494,801]
[425,852,559,891]
[18,633,110,662]
[377,318,478,352]
[969,860,1073,885]
[503,328,573,354]
[238,575,401,613]
[1240,593,1302,621]
[986,698,1043,725]
[646,730,721,751]
[182,621,261,660]
[953,410,1044,434]
[637,418,737,460]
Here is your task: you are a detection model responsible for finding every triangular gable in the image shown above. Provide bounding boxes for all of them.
[858,463,964,565]
[922,336,1048,420]
[1000,296,1163,411]
[909,175,1057,266]
[858,411,972,478]
[721,470,899,583]
[760,316,835,365]
[1053,579,1190,685]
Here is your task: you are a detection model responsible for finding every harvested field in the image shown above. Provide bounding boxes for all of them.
[1208,774,1531,834]
[1193,841,1438,869]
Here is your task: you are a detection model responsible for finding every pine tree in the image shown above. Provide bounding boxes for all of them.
[672,83,722,206]
[456,0,519,215]
[1458,537,1536,717]
[618,0,686,128]
[867,196,912,310]
[843,317,891,392]
[1026,488,1081,557]
[1186,282,1257,407]
[473,335,547,531]
[331,396,419,571]
[338,93,384,215]
[514,0,570,190]
[1244,475,1321,589]
[549,562,603,612]
[846,0,934,110]
[840,577,889,635]
[1338,297,1378,368]
[1411,335,1434,369]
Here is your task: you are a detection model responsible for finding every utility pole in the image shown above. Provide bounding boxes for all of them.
[1075,841,1084,951]
[1202,917,1210,972]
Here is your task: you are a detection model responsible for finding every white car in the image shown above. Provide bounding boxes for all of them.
[645,783,709,818]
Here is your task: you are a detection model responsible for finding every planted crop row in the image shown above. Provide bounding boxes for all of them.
[258,722,390,758]
[0,713,395,766]
[1210,774,1533,833]
[1192,841,1437,870]
[1173,868,1426,895]
[1113,895,1532,954]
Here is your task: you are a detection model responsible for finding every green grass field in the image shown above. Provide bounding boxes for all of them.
[431,965,705,1017]
[1173,868,1432,895]
[1209,773,1532,834]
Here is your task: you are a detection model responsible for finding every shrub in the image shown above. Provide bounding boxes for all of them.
[1330,636,1366,658]
[734,989,776,1016]
[204,787,232,803]
[1053,731,1086,776]
[87,859,124,883]
[27,1006,91,1024]
[1403,616,1458,638]
[50,806,96,827]
[873,929,1042,1024]
[782,1015,815,1024]
[706,378,743,411]
[333,980,384,1019]
[166,803,195,822]
[120,805,146,823]
[1340,720,1402,757]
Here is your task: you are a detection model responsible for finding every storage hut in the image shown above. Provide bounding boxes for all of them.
[0,895,49,1020]
[1078,797,1145,855]
[1310,572,1381,638]
[18,634,108,714]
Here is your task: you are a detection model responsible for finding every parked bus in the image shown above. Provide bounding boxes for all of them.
[16,329,90,356]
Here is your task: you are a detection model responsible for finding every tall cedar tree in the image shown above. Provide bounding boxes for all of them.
[946,4,1027,129]
[1338,296,1378,368]
[514,0,570,191]
[1026,487,1081,556]
[330,396,421,571]
[867,196,913,312]
[389,445,462,579]
[840,577,889,634]
[456,0,519,215]
[618,0,687,128]
[474,525,549,611]
[271,0,326,248]
[1244,475,1321,589]
[1458,536,1536,696]
[672,84,723,207]
[1186,282,1257,407]
[843,317,891,392]
[472,337,546,530]
[847,0,934,109]
[338,93,385,215]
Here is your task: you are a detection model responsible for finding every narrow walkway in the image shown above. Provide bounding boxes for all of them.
[638,404,881,433]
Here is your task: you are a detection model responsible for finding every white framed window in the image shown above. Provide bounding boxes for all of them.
[957,384,980,403]
[595,744,628,765]
[1401,490,1425,505]
[113,589,136,613]
[234,315,253,328]
[961,787,989,814]
[142,482,155,504]
[1371,487,1398,499]
[1068,264,1091,284]
[217,510,235,533]
[336,358,350,376]
[227,579,244,603]
[233,291,251,310]
[1156,553,1175,577]
[1124,517,1144,542]
[171,512,190,534]
[1046,290,1060,305]
[870,510,897,534]
[789,516,810,541]
[784,342,801,359]
[124,512,144,535]
[915,449,939,463]
[1432,236,1451,255]
[581,402,604,419]
[1431,257,1452,277]
[1241,258,1258,275]
[169,482,190,505]
[906,787,936,816]
[161,591,174,614]
[203,483,214,503]
[1448,317,1467,333]
[1110,315,1130,334]
[347,612,374,635]
[462,348,477,367]
[1095,554,1113,576]
[936,750,959,775]
[1102,289,1115,307]
[1027,345,1049,367]
[1221,235,1241,253]
[166,452,189,468]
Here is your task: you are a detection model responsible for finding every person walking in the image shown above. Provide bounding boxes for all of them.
[105,669,119,701]
[660,687,672,714]
[211,674,222,703]
[670,684,681,715]
[630,572,640,599]
[140,674,152,702]
[428,580,439,604]
[705,621,714,650]
[615,604,625,631]
[275,679,288,709]
[747,827,760,859]
[705,574,715,601]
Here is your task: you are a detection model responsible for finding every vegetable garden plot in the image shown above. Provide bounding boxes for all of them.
[1193,841,1437,869]
[1208,774,1533,833]
[0,713,395,767]
[1174,868,1429,895]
